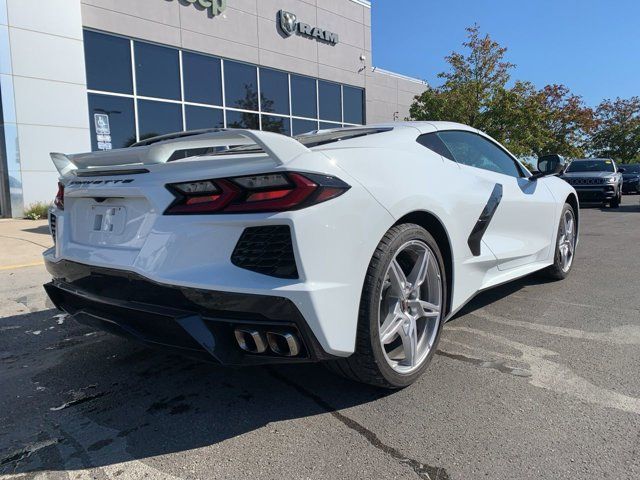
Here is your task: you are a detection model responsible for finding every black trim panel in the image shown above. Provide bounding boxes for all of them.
[75,168,150,177]
[467,183,503,256]
[44,259,335,365]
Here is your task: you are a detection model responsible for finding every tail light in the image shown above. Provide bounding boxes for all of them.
[54,182,64,210]
[165,172,350,214]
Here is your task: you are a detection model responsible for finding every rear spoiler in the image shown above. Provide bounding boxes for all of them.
[50,129,311,175]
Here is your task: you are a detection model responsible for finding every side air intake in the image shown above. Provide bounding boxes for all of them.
[231,226,298,279]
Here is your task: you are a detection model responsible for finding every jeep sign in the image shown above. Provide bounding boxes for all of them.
[173,0,227,17]
[278,10,339,45]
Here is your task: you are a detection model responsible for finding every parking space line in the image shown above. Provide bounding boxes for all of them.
[0,261,45,271]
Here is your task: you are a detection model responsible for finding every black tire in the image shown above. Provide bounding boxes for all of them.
[543,203,577,280]
[325,224,447,389]
[610,189,621,208]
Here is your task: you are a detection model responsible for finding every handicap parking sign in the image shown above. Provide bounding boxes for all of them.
[94,114,111,135]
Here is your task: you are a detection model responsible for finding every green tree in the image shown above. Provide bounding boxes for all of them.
[536,84,596,158]
[410,24,514,131]
[486,80,548,156]
[410,25,595,158]
[590,96,640,163]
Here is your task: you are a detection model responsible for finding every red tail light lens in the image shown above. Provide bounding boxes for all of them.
[54,182,64,210]
[165,172,350,214]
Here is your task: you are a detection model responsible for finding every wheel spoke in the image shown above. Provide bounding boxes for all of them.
[561,244,570,268]
[565,215,573,236]
[407,249,430,295]
[399,320,418,367]
[380,304,404,345]
[410,299,440,319]
[388,259,407,298]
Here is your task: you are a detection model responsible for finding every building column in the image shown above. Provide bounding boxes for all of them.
[0,0,90,218]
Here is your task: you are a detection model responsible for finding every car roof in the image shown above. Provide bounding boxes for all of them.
[572,158,613,162]
[366,121,478,135]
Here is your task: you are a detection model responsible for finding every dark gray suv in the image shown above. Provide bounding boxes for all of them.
[561,158,623,208]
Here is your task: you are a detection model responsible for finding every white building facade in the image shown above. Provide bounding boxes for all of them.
[0,0,427,217]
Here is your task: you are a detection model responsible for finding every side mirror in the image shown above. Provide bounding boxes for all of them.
[618,167,626,173]
[531,154,566,180]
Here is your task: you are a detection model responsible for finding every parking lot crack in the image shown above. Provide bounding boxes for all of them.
[268,368,450,480]
[0,438,60,467]
[49,385,108,412]
[437,350,532,377]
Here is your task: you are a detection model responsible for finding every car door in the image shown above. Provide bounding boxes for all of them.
[436,130,558,271]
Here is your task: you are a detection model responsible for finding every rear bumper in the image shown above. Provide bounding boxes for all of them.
[44,259,336,365]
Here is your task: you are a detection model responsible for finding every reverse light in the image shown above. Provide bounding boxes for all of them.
[173,180,219,194]
[54,182,64,210]
[165,172,350,214]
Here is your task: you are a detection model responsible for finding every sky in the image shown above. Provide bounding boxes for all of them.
[371,0,640,107]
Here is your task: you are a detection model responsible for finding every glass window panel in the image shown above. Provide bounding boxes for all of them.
[224,61,258,110]
[318,80,341,122]
[185,105,224,130]
[291,75,317,119]
[0,27,10,75]
[260,68,289,115]
[226,110,259,129]
[319,122,342,130]
[437,131,523,178]
[168,147,215,162]
[88,93,135,150]
[1,74,16,123]
[134,41,180,100]
[261,115,291,136]
[343,86,364,124]
[416,133,455,161]
[84,31,132,94]
[137,100,182,140]
[183,52,222,106]
[292,119,318,136]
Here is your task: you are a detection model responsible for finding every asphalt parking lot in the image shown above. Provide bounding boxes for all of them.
[1,203,639,480]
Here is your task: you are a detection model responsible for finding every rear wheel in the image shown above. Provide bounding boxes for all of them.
[543,203,577,280]
[326,224,447,389]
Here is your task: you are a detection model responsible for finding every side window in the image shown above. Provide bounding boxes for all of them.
[437,131,524,178]
[416,133,455,161]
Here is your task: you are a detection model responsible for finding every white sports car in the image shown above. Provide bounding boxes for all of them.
[44,122,578,388]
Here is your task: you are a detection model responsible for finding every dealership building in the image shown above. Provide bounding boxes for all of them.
[0,0,427,218]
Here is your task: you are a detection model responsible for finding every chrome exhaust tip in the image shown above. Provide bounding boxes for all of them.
[234,329,267,354]
[266,332,301,357]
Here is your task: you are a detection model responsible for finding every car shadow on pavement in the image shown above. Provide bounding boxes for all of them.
[0,309,394,475]
[450,273,555,320]
[22,225,52,236]
[596,203,640,212]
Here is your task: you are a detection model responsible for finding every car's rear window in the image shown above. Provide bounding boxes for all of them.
[294,127,392,148]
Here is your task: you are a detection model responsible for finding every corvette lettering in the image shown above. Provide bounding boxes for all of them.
[68,179,134,186]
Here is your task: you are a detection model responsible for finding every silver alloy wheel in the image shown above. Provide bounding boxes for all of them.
[558,209,576,272]
[378,240,442,374]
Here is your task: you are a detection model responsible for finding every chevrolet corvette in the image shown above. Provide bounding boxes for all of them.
[44,122,578,388]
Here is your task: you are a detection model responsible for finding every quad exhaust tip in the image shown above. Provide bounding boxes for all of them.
[266,332,300,357]
[234,329,267,354]
[234,329,301,357]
